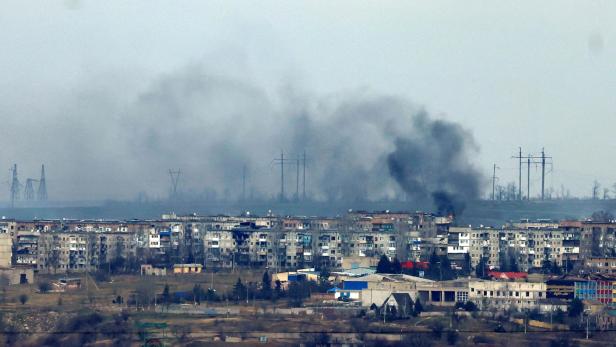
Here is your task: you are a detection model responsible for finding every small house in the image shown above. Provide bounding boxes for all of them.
[173,264,203,274]
[382,293,414,318]
[141,264,167,276]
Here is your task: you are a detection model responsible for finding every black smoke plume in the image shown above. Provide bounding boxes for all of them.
[2,65,483,206]
[387,112,482,216]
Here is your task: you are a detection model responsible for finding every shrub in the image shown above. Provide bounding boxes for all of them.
[463,301,478,312]
[446,329,459,345]
[19,294,28,305]
[429,320,444,339]
[38,281,52,293]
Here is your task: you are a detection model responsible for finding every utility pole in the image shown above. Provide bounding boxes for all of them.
[273,151,297,202]
[539,149,553,200]
[242,164,247,201]
[296,154,300,201]
[281,151,284,201]
[9,164,20,208]
[302,150,306,200]
[37,164,47,201]
[492,164,499,201]
[274,151,285,202]
[512,148,523,200]
[168,169,181,199]
[541,149,546,200]
[512,148,553,201]
[527,155,531,200]
[24,179,38,201]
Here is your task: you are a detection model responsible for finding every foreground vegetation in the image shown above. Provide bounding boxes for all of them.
[0,271,613,346]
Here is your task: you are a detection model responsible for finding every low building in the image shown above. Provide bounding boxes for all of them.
[546,279,575,301]
[338,273,433,305]
[173,264,203,274]
[53,278,82,291]
[0,267,34,285]
[341,256,378,270]
[574,276,616,306]
[487,271,528,281]
[416,279,470,307]
[273,269,320,289]
[141,264,167,276]
[469,279,547,311]
[537,298,568,314]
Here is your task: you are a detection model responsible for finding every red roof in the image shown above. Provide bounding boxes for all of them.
[487,271,528,280]
[401,261,430,270]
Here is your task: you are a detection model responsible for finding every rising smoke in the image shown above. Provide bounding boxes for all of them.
[387,112,483,216]
[2,65,483,211]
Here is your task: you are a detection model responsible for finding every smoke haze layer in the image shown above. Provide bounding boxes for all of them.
[1,65,483,210]
[387,113,483,215]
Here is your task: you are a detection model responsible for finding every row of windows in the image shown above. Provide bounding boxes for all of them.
[471,288,543,298]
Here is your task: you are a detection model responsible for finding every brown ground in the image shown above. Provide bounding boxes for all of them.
[0,273,615,346]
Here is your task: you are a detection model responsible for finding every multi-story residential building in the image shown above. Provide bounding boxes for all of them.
[511,219,560,230]
[525,228,564,268]
[36,230,137,273]
[0,212,597,279]
[447,227,471,270]
[14,231,39,266]
[0,233,12,268]
[585,257,616,275]
[468,227,500,269]
[580,221,616,258]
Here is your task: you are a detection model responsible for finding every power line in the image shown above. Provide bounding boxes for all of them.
[168,169,181,199]
[9,164,20,208]
[24,178,38,201]
[273,151,285,202]
[511,148,553,200]
[540,148,553,200]
[492,164,500,201]
[295,154,300,201]
[511,147,523,200]
[273,151,304,202]
[302,150,307,200]
[37,164,47,201]
[242,164,247,201]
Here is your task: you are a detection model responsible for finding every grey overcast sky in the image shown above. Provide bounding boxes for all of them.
[0,1,615,201]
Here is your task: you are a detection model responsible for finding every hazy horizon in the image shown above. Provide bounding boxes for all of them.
[1,1,615,202]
